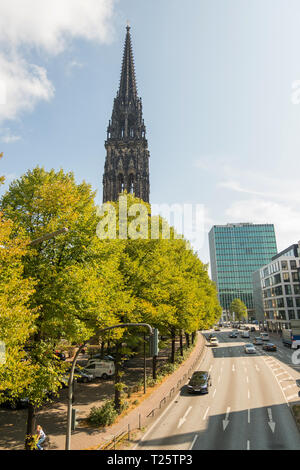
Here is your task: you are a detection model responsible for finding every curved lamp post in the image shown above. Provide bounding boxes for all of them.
[65,323,153,451]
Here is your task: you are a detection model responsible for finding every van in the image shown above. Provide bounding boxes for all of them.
[84,360,115,379]
[260,332,270,341]
[241,331,250,338]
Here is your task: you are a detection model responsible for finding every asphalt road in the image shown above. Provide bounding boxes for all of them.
[134,327,300,450]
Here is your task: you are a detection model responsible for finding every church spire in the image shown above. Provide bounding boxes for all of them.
[102,26,150,204]
[118,25,138,102]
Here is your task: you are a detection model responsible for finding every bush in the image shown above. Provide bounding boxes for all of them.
[88,401,118,427]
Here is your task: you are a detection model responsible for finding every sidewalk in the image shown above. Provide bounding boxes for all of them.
[60,332,205,450]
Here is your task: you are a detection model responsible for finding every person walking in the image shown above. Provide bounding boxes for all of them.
[36,425,46,450]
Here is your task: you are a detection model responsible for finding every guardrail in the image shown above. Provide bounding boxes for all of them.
[95,334,205,450]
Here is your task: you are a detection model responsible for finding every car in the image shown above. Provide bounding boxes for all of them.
[210,337,219,346]
[250,327,256,332]
[260,333,270,341]
[214,326,221,331]
[253,337,263,345]
[241,331,250,338]
[263,343,277,352]
[89,353,115,361]
[84,360,115,379]
[244,343,256,354]
[74,368,94,383]
[187,371,212,394]
[229,332,238,338]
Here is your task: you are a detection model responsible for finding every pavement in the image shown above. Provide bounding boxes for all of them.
[134,327,300,451]
[0,333,205,450]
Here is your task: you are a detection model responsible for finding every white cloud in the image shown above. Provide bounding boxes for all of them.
[225,199,300,251]
[0,0,115,123]
[0,0,115,54]
[0,128,21,143]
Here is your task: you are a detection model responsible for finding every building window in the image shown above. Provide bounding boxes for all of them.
[290,260,297,270]
[281,261,288,270]
[286,297,294,308]
[288,310,296,320]
[283,273,290,283]
[292,272,299,282]
[285,285,292,295]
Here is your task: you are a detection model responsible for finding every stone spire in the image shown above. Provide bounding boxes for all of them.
[102,26,150,203]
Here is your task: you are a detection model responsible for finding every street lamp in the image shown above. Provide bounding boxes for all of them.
[29,228,69,246]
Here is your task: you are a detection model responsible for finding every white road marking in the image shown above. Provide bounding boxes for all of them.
[133,391,181,449]
[282,384,296,391]
[177,406,193,429]
[189,434,198,450]
[255,365,260,372]
[203,407,210,420]
[248,390,251,399]
[209,365,212,372]
[223,407,230,431]
[213,389,217,398]
[246,376,249,383]
[218,375,221,383]
[276,372,287,378]
[248,409,250,423]
[232,364,235,372]
[247,440,250,450]
[268,408,276,433]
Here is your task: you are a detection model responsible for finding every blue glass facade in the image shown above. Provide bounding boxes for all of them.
[209,223,277,314]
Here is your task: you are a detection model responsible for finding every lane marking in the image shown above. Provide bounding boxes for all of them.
[247,440,250,450]
[213,389,217,398]
[248,390,251,399]
[177,406,193,429]
[248,409,250,423]
[232,364,235,372]
[246,376,249,383]
[203,406,210,420]
[189,434,198,450]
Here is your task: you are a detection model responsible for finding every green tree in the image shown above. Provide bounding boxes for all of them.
[229,298,247,322]
[0,155,37,405]
[0,167,122,447]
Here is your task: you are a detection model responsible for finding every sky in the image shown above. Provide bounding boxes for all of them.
[1,0,300,268]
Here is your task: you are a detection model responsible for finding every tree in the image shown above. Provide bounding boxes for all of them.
[229,298,247,322]
[0,167,121,447]
[0,155,37,405]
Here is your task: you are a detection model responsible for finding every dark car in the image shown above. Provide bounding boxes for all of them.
[250,327,256,332]
[187,371,212,394]
[74,367,94,383]
[229,332,238,338]
[263,343,277,352]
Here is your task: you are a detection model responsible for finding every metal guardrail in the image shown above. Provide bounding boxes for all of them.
[96,334,205,451]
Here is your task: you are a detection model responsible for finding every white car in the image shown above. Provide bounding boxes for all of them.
[210,337,219,347]
[244,343,256,354]
[260,333,270,341]
[253,337,263,345]
[84,360,115,379]
[241,331,250,338]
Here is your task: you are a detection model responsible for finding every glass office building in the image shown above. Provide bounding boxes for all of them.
[209,223,277,317]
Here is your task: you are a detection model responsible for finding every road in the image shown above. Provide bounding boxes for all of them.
[134,327,300,450]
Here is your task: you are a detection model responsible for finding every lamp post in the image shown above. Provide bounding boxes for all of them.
[65,323,153,451]
[29,228,68,246]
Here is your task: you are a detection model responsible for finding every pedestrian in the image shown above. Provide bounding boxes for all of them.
[36,425,46,450]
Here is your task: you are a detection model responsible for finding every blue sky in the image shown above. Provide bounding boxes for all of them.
[1,0,300,266]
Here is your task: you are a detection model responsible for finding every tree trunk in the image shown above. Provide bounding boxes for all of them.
[114,342,121,413]
[179,331,183,356]
[25,403,37,450]
[171,330,176,364]
[185,333,190,348]
[100,340,104,358]
[191,332,196,345]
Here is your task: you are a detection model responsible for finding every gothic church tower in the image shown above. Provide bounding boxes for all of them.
[102,26,150,203]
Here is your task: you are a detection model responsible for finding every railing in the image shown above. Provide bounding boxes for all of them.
[95,334,205,451]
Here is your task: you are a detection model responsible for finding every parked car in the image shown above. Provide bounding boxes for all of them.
[253,337,263,345]
[214,326,220,331]
[187,371,212,394]
[250,327,256,332]
[84,360,115,379]
[263,343,277,352]
[75,367,94,383]
[244,343,256,354]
